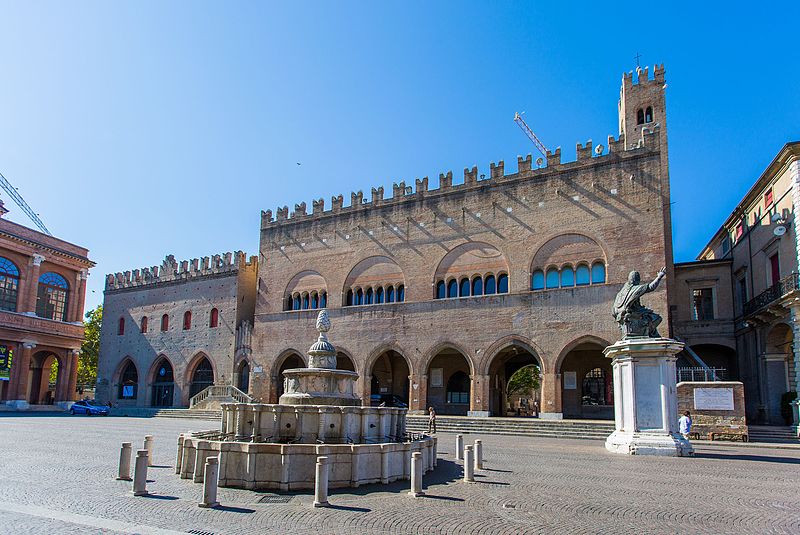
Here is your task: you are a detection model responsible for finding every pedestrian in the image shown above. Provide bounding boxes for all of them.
[679,410,692,439]
[533,400,540,418]
[427,406,437,434]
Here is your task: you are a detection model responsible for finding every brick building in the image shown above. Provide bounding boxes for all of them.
[0,202,93,409]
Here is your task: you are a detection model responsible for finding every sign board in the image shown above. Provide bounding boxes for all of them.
[563,371,577,390]
[0,345,12,381]
[253,366,263,373]
[694,388,734,411]
[430,368,443,387]
[122,385,134,398]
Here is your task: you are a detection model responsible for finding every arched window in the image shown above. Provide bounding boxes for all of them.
[591,262,606,284]
[209,308,219,328]
[118,317,125,336]
[140,316,148,333]
[436,281,446,299]
[320,292,327,308]
[356,288,364,305]
[161,314,169,331]
[531,270,544,290]
[118,361,138,399]
[637,108,645,125]
[446,371,470,404]
[189,357,214,398]
[386,286,395,303]
[497,273,509,293]
[36,272,69,321]
[397,285,405,302]
[645,106,653,123]
[582,367,612,406]
[311,292,318,309]
[545,268,559,289]
[0,257,20,312]
[302,294,310,310]
[376,287,384,304]
[183,311,192,330]
[485,275,496,294]
[365,288,373,305]
[459,278,470,297]
[576,264,590,286]
[346,289,353,306]
[560,266,575,287]
[447,279,458,298]
[472,277,483,296]
[293,295,301,310]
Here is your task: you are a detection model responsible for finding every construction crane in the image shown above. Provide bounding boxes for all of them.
[0,171,52,235]
[513,112,548,160]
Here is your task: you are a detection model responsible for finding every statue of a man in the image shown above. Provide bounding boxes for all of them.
[612,267,666,338]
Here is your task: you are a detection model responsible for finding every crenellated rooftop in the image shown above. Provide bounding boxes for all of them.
[105,251,257,291]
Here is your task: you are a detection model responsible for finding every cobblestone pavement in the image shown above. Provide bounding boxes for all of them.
[0,414,799,534]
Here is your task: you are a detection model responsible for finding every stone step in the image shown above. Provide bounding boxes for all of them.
[748,426,799,443]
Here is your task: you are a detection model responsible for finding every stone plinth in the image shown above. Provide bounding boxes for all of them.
[279,368,360,407]
[604,337,693,456]
[677,381,748,441]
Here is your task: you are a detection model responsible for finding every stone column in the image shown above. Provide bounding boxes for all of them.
[540,372,562,419]
[66,350,80,402]
[23,254,45,315]
[410,374,427,413]
[8,341,35,407]
[54,352,69,402]
[468,374,490,417]
[68,270,88,323]
[604,337,692,456]
[789,305,800,433]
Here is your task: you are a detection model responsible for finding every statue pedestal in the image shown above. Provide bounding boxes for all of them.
[604,337,693,457]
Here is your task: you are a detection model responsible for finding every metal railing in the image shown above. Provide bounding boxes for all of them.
[743,272,800,317]
[677,367,727,383]
[189,384,252,408]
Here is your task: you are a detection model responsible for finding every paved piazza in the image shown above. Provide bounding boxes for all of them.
[0,415,798,534]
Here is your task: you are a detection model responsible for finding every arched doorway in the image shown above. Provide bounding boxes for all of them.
[236,360,250,394]
[764,323,793,424]
[189,357,214,398]
[487,344,542,417]
[151,358,175,407]
[369,350,410,406]
[337,352,356,372]
[678,344,738,381]
[276,352,304,400]
[559,341,613,419]
[29,351,62,405]
[117,359,139,401]
[427,347,472,415]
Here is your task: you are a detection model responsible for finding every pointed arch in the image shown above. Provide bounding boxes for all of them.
[420,341,476,377]
[555,334,613,373]
[480,335,547,375]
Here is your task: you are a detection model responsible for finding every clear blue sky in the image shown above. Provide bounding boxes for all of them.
[1,2,798,311]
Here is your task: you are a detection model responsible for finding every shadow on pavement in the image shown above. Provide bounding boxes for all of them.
[214,505,256,513]
[326,504,371,512]
[694,452,800,465]
[141,494,179,500]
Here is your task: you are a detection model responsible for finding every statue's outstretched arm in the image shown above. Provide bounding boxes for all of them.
[647,267,667,292]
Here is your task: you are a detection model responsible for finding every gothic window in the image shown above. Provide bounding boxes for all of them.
[320,292,327,308]
[356,288,363,305]
[446,371,470,404]
[645,106,653,123]
[576,265,590,286]
[582,368,612,406]
[0,257,19,312]
[36,272,69,321]
[591,262,606,284]
[560,266,575,287]
[118,360,138,399]
[397,285,405,302]
[293,295,301,310]
[531,270,544,291]
[140,316,148,333]
[436,281,446,299]
[376,287,384,304]
[118,317,125,335]
[386,286,395,303]
[447,279,458,298]
[497,274,509,293]
[472,277,483,296]
[209,308,219,328]
[545,268,559,289]
[485,275,496,294]
[637,109,645,125]
[189,357,214,398]
[151,358,174,407]
[346,290,353,306]
[161,314,169,331]
[459,277,470,297]
[302,294,310,310]
[183,311,192,330]
[365,288,373,305]
[311,292,318,309]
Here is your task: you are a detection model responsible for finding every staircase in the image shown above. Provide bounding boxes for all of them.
[748,425,800,444]
[189,385,251,410]
[112,407,221,420]
[406,415,614,440]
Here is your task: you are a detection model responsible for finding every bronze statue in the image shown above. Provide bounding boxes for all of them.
[612,267,666,338]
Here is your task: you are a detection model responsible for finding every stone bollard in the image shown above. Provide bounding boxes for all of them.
[144,435,154,467]
[463,445,474,482]
[116,442,133,481]
[474,439,483,470]
[313,456,330,508]
[455,434,464,461]
[175,435,184,475]
[198,456,220,508]
[408,452,424,497]
[132,450,149,496]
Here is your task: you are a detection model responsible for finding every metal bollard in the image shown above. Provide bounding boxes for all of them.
[408,451,424,497]
[198,456,220,508]
[144,435,154,467]
[132,450,149,496]
[463,445,474,482]
[116,442,133,481]
[455,434,464,461]
[313,456,330,507]
[474,439,483,470]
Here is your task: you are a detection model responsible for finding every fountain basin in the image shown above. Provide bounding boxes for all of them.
[279,368,360,407]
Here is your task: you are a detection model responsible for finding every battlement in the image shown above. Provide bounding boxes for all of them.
[260,130,660,229]
[105,251,256,291]
[622,64,666,88]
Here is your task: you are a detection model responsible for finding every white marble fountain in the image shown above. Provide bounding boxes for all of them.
[175,310,436,491]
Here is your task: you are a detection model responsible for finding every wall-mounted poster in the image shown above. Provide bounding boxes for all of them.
[563,371,577,390]
[430,368,443,387]
[0,345,12,381]
[122,385,134,398]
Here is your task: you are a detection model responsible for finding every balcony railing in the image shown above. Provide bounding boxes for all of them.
[189,384,252,408]
[742,272,800,317]
[677,367,727,383]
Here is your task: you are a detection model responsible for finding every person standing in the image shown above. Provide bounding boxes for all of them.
[533,400,540,418]
[679,411,692,439]
[427,406,437,434]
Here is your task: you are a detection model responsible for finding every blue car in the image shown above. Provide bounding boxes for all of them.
[70,400,110,416]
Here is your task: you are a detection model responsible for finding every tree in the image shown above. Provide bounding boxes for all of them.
[506,364,540,397]
[77,305,102,388]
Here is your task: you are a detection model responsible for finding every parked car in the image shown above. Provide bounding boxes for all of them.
[70,400,110,416]
[369,394,408,408]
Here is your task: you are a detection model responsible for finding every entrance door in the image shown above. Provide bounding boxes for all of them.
[152,383,174,407]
